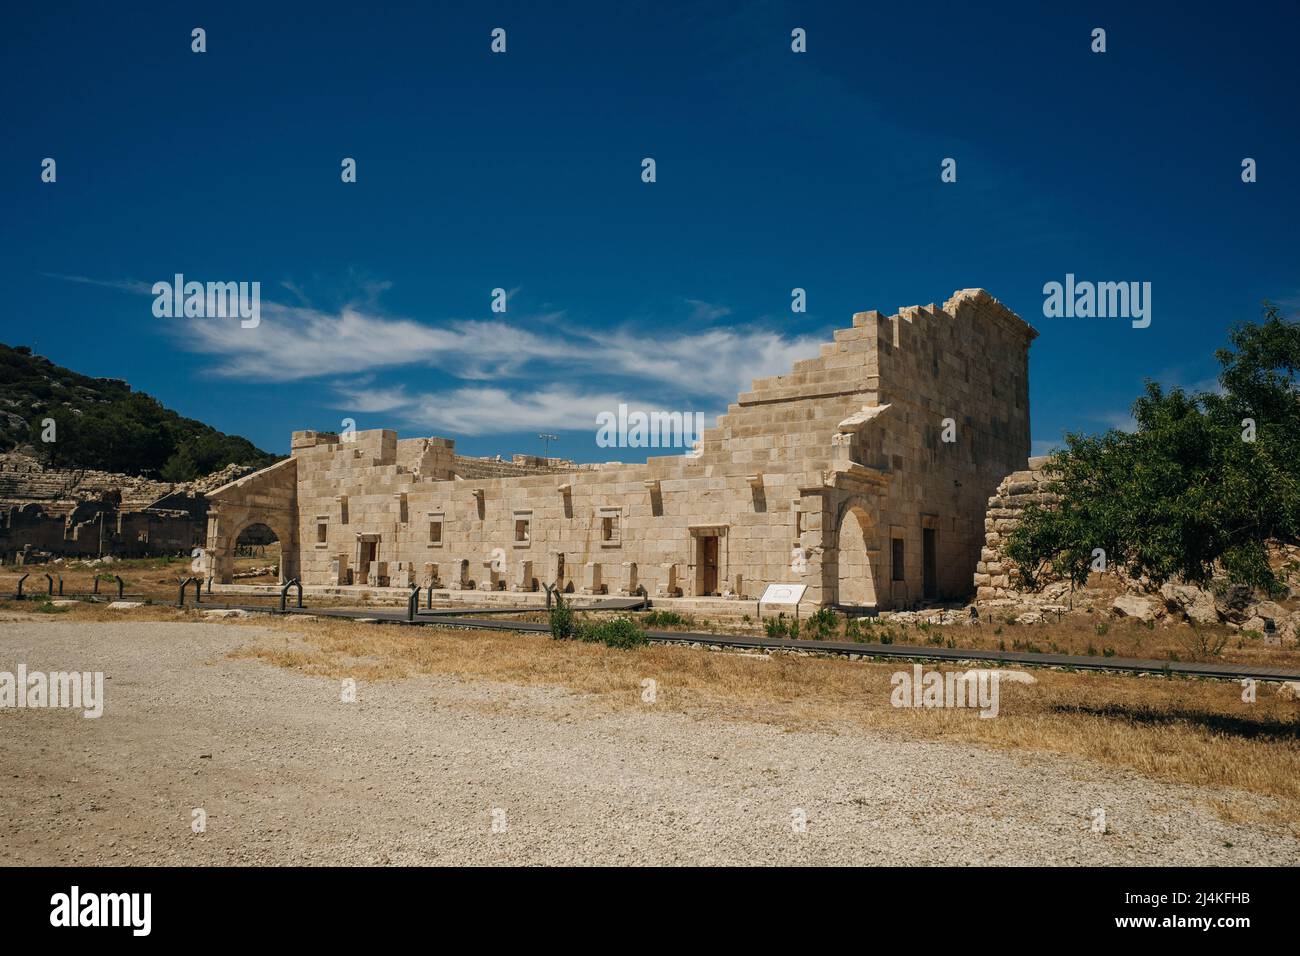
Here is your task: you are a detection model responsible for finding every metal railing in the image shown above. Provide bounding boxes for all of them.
[279,578,303,612]
[176,577,202,607]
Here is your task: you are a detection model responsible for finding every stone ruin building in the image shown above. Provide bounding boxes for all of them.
[204,289,1037,610]
[0,453,249,564]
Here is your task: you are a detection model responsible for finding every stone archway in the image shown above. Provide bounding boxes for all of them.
[834,500,879,611]
[203,458,298,585]
[212,514,296,585]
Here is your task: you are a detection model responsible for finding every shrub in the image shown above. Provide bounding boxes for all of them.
[806,607,838,641]
[577,616,648,649]
[549,593,576,640]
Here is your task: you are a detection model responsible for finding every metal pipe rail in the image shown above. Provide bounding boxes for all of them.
[279,578,304,612]
[176,577,202,607]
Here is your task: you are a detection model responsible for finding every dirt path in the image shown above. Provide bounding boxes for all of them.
[1,619,1296,865]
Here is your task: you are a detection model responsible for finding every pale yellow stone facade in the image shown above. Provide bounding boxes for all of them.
[205,288,1036,609]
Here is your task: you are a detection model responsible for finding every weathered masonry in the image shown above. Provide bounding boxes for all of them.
[205,288,1036,610]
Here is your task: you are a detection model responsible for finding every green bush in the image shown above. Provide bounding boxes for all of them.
[549,593,576,640]
[576,616,648,649]
[805,607,838,641]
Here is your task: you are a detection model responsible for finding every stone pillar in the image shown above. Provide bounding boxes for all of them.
[796,493,832,606]
[580,562,604,595]
[617,562,638,596]
[548,552,567,591]
[443,559,468,590]
[656,563,681,597]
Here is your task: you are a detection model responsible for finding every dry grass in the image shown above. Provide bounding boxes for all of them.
[8,600,1300,825]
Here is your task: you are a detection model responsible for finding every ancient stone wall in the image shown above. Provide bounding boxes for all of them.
[0,453,253,562]
[204,457,298,584]
[209,289,1037,609]
[972,459,1300,640]
[974,457,1058,601]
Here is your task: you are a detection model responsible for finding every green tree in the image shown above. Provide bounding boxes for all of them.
[1007,303,1300,594]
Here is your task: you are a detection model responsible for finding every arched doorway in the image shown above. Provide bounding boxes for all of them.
[836,505,878,611]
[232,522,283,584]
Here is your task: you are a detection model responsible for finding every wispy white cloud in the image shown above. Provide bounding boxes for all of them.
[42,273,154,294]
[49,273,829,435]
[181,303,571,382]
[329,380,709,438]
[684,298,731,322]
[172,298,823,404]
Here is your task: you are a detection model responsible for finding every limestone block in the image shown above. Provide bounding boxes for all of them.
[443,560,468,590]
[656,563,682,598]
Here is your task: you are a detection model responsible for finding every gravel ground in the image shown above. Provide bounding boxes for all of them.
[1,618,1297,866]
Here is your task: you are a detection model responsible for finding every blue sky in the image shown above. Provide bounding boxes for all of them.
[3,1,1297,462]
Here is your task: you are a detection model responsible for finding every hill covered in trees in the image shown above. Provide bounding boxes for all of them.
[0,343,280,480]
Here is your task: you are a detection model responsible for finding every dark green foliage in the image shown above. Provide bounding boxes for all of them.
[549,595,647,648]
[805,607,838,640]
[0,342,278,479]
[763,614,803,639]
[1007,304,1300,594]
[577,616,648,649]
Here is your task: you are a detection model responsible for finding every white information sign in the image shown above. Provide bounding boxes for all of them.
[759,583,807,606]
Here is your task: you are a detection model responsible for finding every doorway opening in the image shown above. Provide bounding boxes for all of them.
[835,506,878,610]
[923,527,937,599]
[355,535,380,585]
